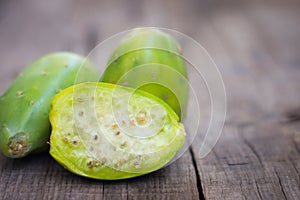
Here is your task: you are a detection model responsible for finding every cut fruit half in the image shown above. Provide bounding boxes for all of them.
[49,82,186,180]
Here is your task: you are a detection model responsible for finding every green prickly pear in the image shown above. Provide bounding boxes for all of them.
[0,52,99,158]
[100,28,189,119]
[49,82,185,180]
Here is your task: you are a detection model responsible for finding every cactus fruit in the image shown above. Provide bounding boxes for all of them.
[49,82,185,180]
[100,28,188,119]
[0,52,99,158]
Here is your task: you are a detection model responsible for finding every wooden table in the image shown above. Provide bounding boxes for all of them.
[0,0,299,199]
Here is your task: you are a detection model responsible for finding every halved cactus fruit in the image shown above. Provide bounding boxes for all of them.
[49,82,185,180]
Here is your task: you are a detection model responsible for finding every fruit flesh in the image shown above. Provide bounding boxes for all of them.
[0,52,99,158]
[49,82,185,180]
[101,28,189,119]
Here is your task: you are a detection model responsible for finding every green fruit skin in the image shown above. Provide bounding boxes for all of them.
[100,28,188,119]
[0,52,99,158]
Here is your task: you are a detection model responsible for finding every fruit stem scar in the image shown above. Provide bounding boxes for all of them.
[8,132,32,157]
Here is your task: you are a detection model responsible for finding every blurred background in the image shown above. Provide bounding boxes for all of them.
[0,0,299,123]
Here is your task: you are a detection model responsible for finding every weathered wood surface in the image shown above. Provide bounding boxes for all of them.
[0,0,299,199]
[193,3,300,199]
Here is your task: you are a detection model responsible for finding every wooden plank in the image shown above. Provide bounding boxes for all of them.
[191,2,300,200]
[0,151,199,199]
[0,154,104,199]
[196,123,300,200]
[101,152,200,200]
[126,152,199,200]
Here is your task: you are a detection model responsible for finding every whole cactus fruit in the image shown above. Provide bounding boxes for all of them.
[0,52,99,158]
[100,28,188,119]
[49,82,185,180]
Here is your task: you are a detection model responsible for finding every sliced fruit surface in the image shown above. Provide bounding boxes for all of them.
[49,82,185,180]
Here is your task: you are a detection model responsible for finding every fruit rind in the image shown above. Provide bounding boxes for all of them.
[101,28,189,119]
[0,52,99,158]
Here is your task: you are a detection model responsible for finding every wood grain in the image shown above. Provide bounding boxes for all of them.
[0,0,299,199]
[192,2,300,200]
